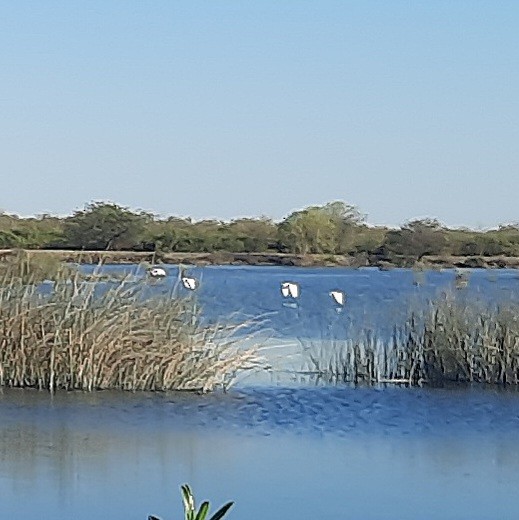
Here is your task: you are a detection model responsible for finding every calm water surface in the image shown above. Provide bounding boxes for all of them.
[2,386,519,520]
[3,266,519,519]
[79,264,519,340]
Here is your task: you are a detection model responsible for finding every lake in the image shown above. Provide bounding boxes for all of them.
[79,264,519,339]
[2,266,519,519]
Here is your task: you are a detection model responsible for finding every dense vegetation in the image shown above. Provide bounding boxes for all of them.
[0,252,262,392]
[2,250,519,391]
[306,296,519,387]
[2,200,519,264]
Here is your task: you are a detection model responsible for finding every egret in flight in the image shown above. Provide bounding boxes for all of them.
[148,266,167,278]
[280,281,299,309]
[281,282,299,299]
[182,276,198,291]
[330,290,345,306]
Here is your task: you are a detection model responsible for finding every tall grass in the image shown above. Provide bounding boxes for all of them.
[0,256,262,392]
[305,295,519,386]
[0,249,72,283]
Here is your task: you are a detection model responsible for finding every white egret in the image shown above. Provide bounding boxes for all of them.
[182,277,197,291]
[330,290,345,306]
[281,282,299,299]
[148,267,167,278]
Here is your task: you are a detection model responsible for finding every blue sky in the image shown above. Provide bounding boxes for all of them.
[1,1,518,228]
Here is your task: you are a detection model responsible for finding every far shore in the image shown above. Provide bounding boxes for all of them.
[2,248,519,269]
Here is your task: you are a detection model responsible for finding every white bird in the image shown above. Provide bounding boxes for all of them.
[281,282,299,299]
[148,267,167,278]
[330,290,345,306]
[182,276,197,291]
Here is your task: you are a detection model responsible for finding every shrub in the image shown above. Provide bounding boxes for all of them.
[0,261,263,392]
[305,296,519,386]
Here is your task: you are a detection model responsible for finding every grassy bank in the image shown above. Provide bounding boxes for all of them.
[306,296,519,386]
[3,248,519,268]
[0,254,262,392]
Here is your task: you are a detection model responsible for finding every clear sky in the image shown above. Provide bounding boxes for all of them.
[1,1,518,228]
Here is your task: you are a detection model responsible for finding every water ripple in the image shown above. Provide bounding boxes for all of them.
[2,385,519,439]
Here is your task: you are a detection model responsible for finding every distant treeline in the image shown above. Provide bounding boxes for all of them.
[2,201,519,264]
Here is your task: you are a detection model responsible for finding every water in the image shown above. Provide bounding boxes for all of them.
[3,266,519,519]
[78,264,519,341]
[2,386,519,519]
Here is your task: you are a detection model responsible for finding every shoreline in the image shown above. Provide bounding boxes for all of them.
[2,248,519,269]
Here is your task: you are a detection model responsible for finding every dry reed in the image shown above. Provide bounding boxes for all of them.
[305,295,519,386]
[0,257,263,392]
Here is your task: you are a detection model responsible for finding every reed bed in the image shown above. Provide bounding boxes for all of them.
[0,261,263,392]
[305,296,519,386]
[0,248,72,283]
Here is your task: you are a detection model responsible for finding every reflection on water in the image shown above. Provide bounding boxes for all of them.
[5,266,519,519]
[2,386,519,520]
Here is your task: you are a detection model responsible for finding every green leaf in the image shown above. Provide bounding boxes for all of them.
[208,502,234,520]
[195,501,210,520]
[181,484,195,520]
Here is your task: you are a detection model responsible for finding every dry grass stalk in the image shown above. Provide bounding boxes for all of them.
[305,296,519,387]
[0,258,263,392]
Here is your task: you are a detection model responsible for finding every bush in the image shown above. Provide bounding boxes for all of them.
[0,260,263,392]
[305,296,519,386]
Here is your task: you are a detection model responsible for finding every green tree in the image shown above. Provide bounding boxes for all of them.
[278,201,363,254]
[63,202,151,250]
[0,213,64,249]
[145,217,194,252]
[384,218,447,260]
[226,217,277,252]
[457,235,506,256]
[190,220,225,252]
[324,201,365,254]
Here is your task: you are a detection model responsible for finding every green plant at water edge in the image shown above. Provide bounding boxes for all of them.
[148,484,234,520]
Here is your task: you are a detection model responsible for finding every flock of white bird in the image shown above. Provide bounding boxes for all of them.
[149,266,469,308]
[148,266,197,290]
[148,268,346,306]
[280,281,345,306]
